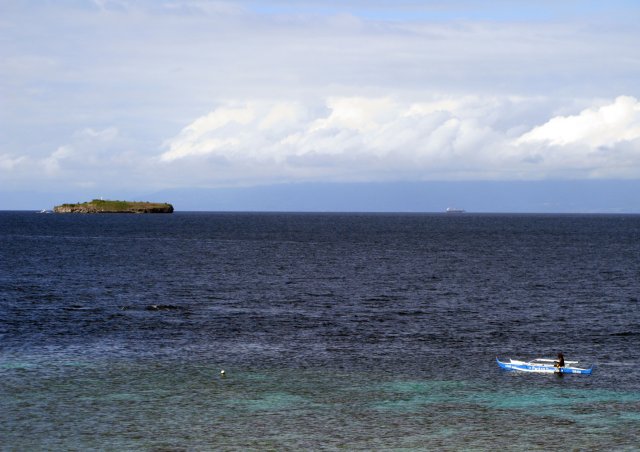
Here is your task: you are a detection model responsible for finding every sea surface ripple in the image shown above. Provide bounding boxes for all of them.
[1,212,639,449]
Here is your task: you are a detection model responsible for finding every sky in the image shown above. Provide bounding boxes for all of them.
[1,0,640,211]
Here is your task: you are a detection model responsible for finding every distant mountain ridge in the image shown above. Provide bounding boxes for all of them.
[145,180,640,213]
[3,180,640,213]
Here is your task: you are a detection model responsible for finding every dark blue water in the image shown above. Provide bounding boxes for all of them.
[2,212,639,449]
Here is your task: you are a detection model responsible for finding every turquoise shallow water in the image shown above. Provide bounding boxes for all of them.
[2,355,639,450]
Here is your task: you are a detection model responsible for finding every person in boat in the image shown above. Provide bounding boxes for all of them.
[554,352,565,368]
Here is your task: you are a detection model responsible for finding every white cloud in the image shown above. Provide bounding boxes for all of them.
[43,146,74,175]
[158,95,640,184]
[29,126,148,189]
[160,105,257,162]
[6,96,640,191]
[517,96,640,147]
[0,154,26,171]
[74,127,119,142]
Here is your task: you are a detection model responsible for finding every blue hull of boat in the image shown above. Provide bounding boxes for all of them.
[496,358,594,375]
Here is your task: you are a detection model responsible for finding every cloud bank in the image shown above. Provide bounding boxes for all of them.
[158,95,640,184]
[518,96,640,147]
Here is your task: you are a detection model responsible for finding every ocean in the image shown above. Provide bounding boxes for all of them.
[1,211,639,450]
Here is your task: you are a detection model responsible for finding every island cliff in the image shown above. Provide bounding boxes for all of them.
[54,199,174,214]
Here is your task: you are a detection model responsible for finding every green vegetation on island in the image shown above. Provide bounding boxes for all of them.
[53,199,174,214]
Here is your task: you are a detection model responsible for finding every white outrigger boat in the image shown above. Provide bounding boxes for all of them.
[496,357,594,375]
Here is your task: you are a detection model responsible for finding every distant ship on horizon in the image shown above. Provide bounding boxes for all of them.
[445,207,466,213]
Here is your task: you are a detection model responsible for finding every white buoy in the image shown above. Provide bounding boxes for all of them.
[220,369,226,377]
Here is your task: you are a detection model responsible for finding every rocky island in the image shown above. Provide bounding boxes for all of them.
[54,199,174,214]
